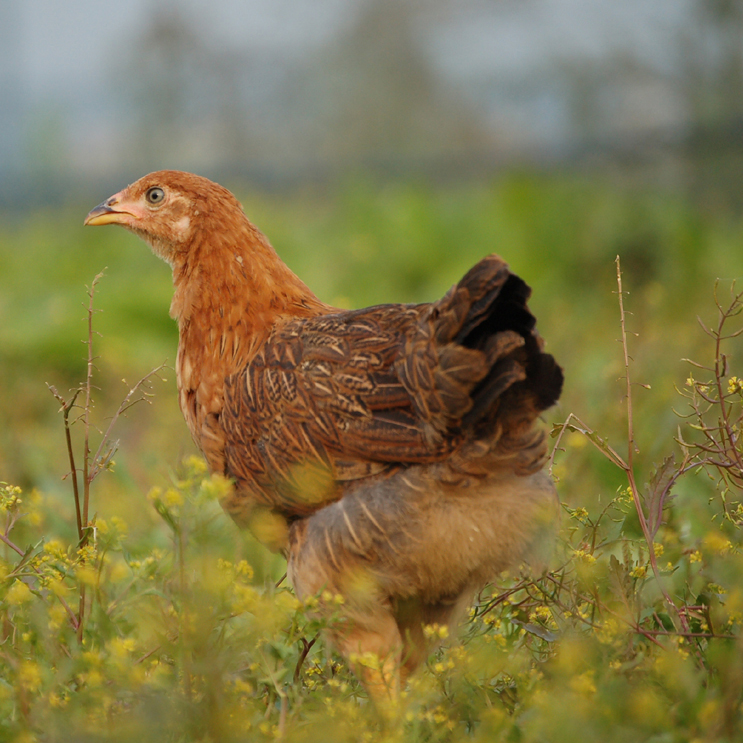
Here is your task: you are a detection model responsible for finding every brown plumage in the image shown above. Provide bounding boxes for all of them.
[85,170,563,703]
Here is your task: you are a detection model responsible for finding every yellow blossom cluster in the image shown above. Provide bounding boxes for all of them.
[0,482,22,511]
[573,548,597,564]
[423,623,449,640]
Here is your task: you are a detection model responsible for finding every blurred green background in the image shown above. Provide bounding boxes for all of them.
[3,1,743,525]
[2,170,743,538]
[3,4,743,738]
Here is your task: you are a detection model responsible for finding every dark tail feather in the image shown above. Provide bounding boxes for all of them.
[401,254,562,441]
[437,255,563,427]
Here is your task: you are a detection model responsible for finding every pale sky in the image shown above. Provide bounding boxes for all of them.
[0,0,704,197]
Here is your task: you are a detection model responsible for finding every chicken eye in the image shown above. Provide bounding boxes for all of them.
[146,187,165,205]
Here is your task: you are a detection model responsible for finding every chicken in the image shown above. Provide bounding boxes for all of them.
[84,170,563,702]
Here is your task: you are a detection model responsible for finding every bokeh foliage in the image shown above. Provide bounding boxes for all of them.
[1,171,743,741]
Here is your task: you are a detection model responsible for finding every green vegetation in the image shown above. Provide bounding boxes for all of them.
[1,171,743,741]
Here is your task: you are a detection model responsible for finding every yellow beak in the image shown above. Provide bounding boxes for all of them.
[84,192,137,226]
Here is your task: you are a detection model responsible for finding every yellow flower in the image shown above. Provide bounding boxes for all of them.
[49,579,69,599]
[48,603,68,631]
[111,516,128,535]
[348,651,380,670]
[7,579,34,605]
[163,488,183,507]
[109,637,137,659]
[19,661,43,693]
[232,583,259,612]
[185,455,208,474]
[199,473,232,502]
[703,531,732,555]
[44,540,67,560]
[570,671,596,695]
[235,560,254,580]
[233,679,254,696]
[573,549,596,564]
[76,566,97,586]
[597,619,619,646]
[275,591,301,612]
[49,692,67,708]
[84,669,104,687]
[0,483,22,511]
[570,507,589,523]
[302,595,319,610]
[423,623,449,639]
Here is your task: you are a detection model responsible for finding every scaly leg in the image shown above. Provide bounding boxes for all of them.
[333,613,403,711]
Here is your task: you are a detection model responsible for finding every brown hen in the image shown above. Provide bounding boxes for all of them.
[85,171,563,702]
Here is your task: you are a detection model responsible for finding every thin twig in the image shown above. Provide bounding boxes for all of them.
[82,271,106,546]
[615,256,637,469]
[89,365,166,481]
[0,531,25,557]
[48,386,83,537]
[614,258,703,661]
[294,636,318,684]
[259,648,289,739]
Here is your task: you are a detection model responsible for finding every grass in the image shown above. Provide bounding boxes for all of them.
[1,170,743,741]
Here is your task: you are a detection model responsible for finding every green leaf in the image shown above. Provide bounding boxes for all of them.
[644,454,677,535]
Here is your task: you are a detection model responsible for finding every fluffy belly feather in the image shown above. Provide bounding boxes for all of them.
[288,467,559,605]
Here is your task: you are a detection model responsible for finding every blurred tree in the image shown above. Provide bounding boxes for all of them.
[0,4,23,177]
[125,7,260,170]
[122,0,494,178]
[684,0,743,126]
[5,0,743,205]
[306,0,492,167]
[678,0,743,206]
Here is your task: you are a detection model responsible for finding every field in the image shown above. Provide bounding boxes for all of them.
[1,170,743,741]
